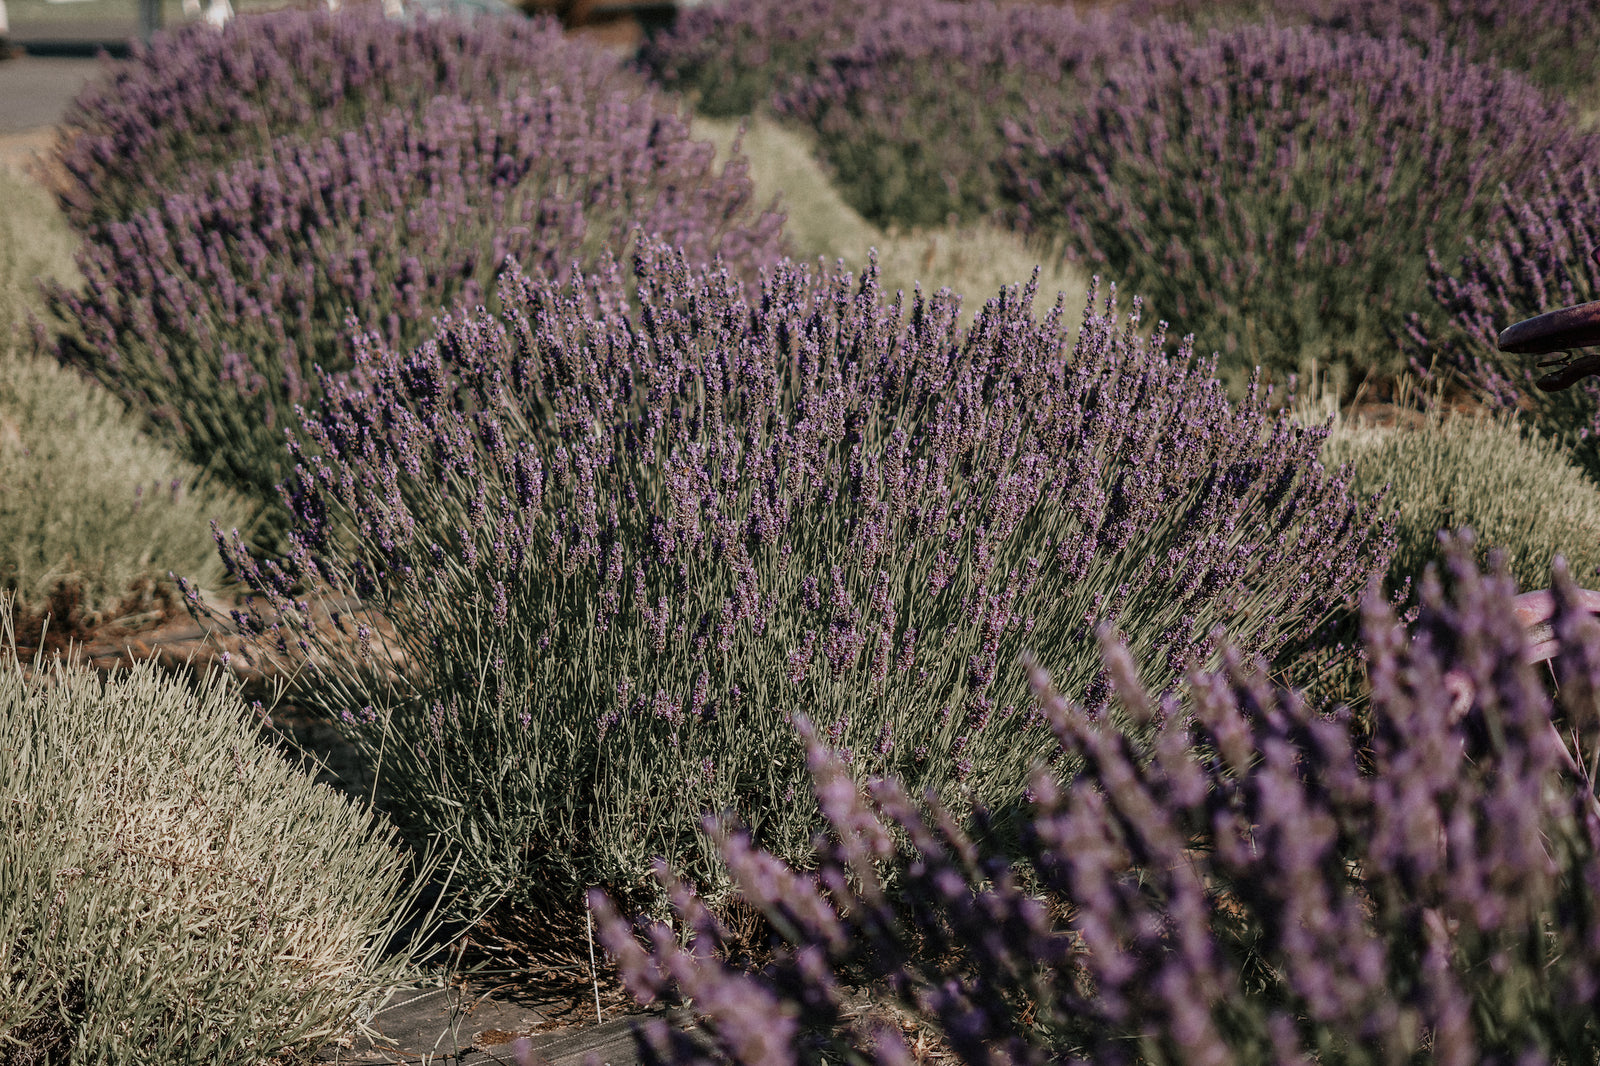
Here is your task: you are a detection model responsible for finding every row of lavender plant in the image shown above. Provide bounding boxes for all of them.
[1294,0,1600,100]
[770,0,1123,230]
[636,0,895,119]
[596,539,1600,1065]
[1003,20,1590,400]
[54,4,619,228]
[48,8,784,545]
[647,0,1600,430]
[191,243,1394,928]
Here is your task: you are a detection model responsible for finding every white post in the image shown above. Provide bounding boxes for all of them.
[137,0,160,40]
[203,0,232,27]
[1,0,11,39]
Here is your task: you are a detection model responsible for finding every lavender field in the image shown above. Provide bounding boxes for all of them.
[5,0,1600,1061]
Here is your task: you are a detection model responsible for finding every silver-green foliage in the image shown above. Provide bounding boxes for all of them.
[0,168,259,619]
[0,603,450,1064]
[1322,406,1600,598]
[0,167,78,339]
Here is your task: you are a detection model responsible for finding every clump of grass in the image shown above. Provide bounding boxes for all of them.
[1321,396,1600,605]
[692,114,1092,326]
[1288,363,1600,608]
[0,597,461,1063]
[0,166,258,633]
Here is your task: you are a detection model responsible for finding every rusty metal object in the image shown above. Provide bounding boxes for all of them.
[1495,248,1600,391]
[1438,586,1600,722]
[1434,587,1592,710]
[1437,586,1600,808]
[1511,585,1600,664]
[1497,299,1600,391]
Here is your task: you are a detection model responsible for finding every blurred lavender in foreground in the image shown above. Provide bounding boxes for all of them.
[198,242,1391,926]
[594,537,1600,1065]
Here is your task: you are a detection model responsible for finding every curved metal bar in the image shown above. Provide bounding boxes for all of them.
[1512,585,1600,664]
[1498,299,1600,391]
[1534,351,1600,392]
[1498,299,1600,355]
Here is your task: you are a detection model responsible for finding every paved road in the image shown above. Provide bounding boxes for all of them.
[0,53,106,134]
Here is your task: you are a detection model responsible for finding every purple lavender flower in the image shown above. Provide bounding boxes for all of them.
[1004,20,1589,401]
[49,65,784,519]
[596,537,1600,1064]
[213,241,1391,928]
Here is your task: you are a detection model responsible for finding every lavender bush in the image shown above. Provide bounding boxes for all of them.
[637,0,892,119]
[54,4,628,228]
[594,538,1600,1065]
[1005,21,1589,401]
[771,0,1118,230]
[1293,0,1600,101]
[1413,161,1600,481]
[194,242,1393,928]
[48,87,784,534]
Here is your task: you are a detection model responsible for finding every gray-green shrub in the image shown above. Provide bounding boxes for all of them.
[0,602,458,1065]
[0,345,263,633]
[0,168,256,628]
[1322,405,1600,603]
